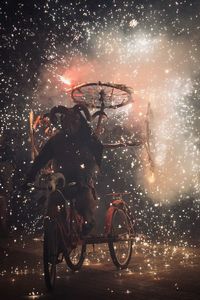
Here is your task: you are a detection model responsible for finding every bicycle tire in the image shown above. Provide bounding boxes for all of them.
[64,243,86,271]
[43,219,58,290]
[108,209,133,269]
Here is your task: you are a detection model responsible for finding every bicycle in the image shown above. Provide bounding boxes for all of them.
[39,173,86,290]
[36,172,135,290]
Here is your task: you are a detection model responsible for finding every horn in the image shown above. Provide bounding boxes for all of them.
[73,104,91,121]
[49,105,68,125]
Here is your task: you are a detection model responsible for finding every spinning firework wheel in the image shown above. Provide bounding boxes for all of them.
[71,82,133,136]
[71,82,133,109]
[71,82,155,169]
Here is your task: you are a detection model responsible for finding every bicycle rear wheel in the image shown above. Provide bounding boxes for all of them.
[108,209,133,269]
[43,219,59,290]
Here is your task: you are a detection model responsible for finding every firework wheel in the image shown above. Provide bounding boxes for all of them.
[71,82,133,109]
[43,219,59,290]
[108,208,133,269]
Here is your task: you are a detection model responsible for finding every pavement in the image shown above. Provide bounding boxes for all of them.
[0,233,200,300]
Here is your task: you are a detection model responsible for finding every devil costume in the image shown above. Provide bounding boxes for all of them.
[27,105,103,183]
[26,105,103,232]
[27,128,103,184]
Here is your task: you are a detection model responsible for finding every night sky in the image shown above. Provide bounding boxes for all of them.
[1,0,200,243]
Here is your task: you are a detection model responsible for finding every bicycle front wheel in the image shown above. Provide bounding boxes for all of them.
[43,219,59,290]
[108,209,133,269]
[65,243,86,271]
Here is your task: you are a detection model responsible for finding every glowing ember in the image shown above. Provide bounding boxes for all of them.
[147,172,155,184]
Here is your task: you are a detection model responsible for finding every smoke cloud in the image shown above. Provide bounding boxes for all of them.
[35,28,200,203]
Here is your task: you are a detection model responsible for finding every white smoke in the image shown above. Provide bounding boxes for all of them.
[35,29,200,203]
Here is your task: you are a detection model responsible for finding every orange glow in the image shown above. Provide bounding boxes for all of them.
[148,171,155,184]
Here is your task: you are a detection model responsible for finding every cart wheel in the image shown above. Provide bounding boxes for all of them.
[43,219,59,290]
[108,209,133,269]
[65,243,86,271]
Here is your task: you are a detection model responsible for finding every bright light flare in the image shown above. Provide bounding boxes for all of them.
[148,171,156,184]
[58,75,72,86]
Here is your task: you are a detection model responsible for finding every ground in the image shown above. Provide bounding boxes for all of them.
[0,234,200,300]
